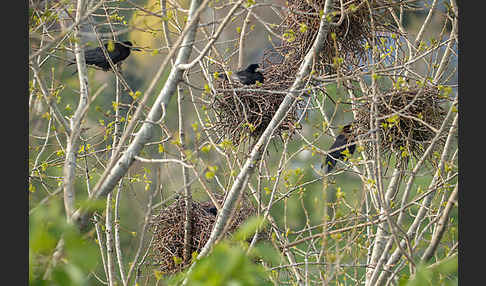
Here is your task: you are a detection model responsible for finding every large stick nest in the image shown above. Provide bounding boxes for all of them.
[354,85,451,158]
[208,0,403,146]
[210,53,303,145]
[282,0,401,75]
[148,195,257,274]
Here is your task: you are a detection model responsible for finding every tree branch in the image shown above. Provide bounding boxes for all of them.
[182,0,335,283]
[375,112,458,285]
[72,0,206,229]
[63,0,90,222]
[420,183,458,262]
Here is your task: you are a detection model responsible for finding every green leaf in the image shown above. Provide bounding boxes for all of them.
[404,255,458,286]
[246,0,256,7]
[184,242,272,285]
[205,171,215,180]
[158,144,165,153]
[201,144,212,153]
[299,23,308,33]
[233,216,267,242]
[107,40,115,52]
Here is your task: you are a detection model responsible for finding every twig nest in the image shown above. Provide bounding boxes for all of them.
[211,60,302,145]
[208,0,402,146]
[354,84,451,158]
[149,195,256,274]
[283,0,400,74]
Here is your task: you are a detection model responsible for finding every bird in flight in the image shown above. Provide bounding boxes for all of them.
[68,41,140,72]
[216,63,264,85]
[323,124,356,173]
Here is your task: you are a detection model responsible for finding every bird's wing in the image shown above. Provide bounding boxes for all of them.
[83,47,100,58]
[231,72,246,82]
[234,71,254,84]
[348,142,356,155]
[329,135,347,151]
[256,72,264,83]
[324,134,356,172]
[68,47,99,65]
[84,45,123,64]
[83,47,109,65]
[321,138,346,173]
[108,46,123,62]
[325,135,347,161]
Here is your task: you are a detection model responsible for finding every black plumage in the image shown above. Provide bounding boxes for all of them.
[207,207,217,216]
[323,124,356,173]
[215,63,264,85]
[232,63,264,85]
[68,41,140,71]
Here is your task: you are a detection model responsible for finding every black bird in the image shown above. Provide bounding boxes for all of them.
[68,41,140,72]
[215,64,264,85]
[323,124,356,173]
[207,207,217,216]
[233,63,264,85]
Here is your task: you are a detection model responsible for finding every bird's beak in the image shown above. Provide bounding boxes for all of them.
[132,47,142,51]
[256,67,264,73]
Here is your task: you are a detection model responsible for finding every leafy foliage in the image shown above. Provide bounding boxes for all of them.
[400,256,458,286]
[30,201,99,286]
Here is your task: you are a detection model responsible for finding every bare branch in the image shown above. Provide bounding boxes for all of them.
[63,0,90,222]
[186,0,335,275]
[72,0,208,228]
[421,183,458,262]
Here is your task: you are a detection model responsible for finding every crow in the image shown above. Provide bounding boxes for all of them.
[323,124,356,173]
[215,63,264,85]
[233,63,264,85]
[68,41,140,72]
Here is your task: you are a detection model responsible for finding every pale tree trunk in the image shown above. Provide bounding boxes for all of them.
[72,0,208,227]
[182,0,335,284]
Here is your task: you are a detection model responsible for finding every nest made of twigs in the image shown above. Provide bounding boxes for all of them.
[148,195,256,274]
[282,0,400,74]
[208,0,405,146]
[354,85,450,158]
[210,52,303,145]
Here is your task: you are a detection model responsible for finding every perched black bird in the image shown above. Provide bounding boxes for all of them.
[233,63,264,85]
[68,41,140,72]
[323,124,356,173]
[215,64,264,85]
